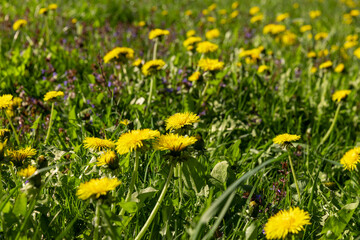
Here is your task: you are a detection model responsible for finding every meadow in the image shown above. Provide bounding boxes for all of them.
[1,0,360,239]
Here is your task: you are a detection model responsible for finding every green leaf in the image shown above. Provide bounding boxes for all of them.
[210,161,229,184]
[119,201,138,214]
[12,193,27,216]
[321,199,359,239]
[245,222,258,240]
[182,158,207,194]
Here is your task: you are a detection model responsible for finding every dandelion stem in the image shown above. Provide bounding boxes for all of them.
[135,162,175,240]
[153,38,158,60]
[4,110,20,146]
[146,76,156,113]
[120,151,139,216]
[287,150,301,204]
[320,102,342,145]
[45,102,55,145]
[93,199,101,240]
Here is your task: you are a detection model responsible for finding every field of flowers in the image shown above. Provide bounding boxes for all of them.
[1,0,360,239]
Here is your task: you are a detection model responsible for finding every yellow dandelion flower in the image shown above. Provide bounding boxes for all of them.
[249,6,260,15]
[219,9,227,15]
[13,19,27,31]
[43,91,64,102]
[183,37,202,49]
[263,24,286,35]
[39,8,48,15]
[310,67,317,73]
[185,10,193,16]
[281,31,297,45]
[186,30,196,37]
[103,47,134,63]
[97,151,117,166]
[120,119,129,126]
[83,137,115,151]
[76,177,121,200]
[230,10,239,19]
[332,90,351,102]
[309,10,321,19]
[116,129,160,155]
[344,41,357,49]
[300,25,312,33]
[188,72,201,82]
[0,129,10,137]
[317,49,329,57]
[48,4,58,10]
[12,97,22,107]
[276,13,289,22]
[208,3,216,11]
[273,134,300,147]
[148,29,170,40]
[258,65,269,73]
[307,51,316,58]
[232,2,239,9]
[250,14,264,23]
[354,47,360,58]
[133,58,142,67]
[0,94,13,109]
[205,29,220,40]
[0,139,7,156]
[350,9,360,16]
[161,10,168,16]
[141,59,165,76]
[154,133,197,152]
[293,3,299,8]
[72,18,77,24]
[239,47,263,59]
[18,165,37,178]
[334,63,345,73]
[340,147,360,171]
[137,21,146,27]
[207,16,216,22]
[319,61,332,69]
[314,32,328,40]
[196,41,219,53]
[264,207,311,239]
[7,147,37,162]
[165,112,200,131]
[198,58,224,72]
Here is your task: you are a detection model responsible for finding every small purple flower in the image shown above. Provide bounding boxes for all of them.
[41,69,45,74]
[53,72,57,77]
[108,81,112,87]
[178,69,183,74]
[64,81,68,86]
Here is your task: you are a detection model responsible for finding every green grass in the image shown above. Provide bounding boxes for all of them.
[1,0,360,239]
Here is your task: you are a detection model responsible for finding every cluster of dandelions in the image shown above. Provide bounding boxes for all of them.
[77,112,199,201]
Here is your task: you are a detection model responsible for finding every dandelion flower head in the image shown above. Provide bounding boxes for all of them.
[205,29,220,40]
[0,129,10,137]
[76,177,121,200]
[7,147,37,162]
[39,8,48,15]
[196,41,219,53]
[13,19,27,31]
[188,72,201,82]
[183,37,202,50]
[141,59,165,76]
[83,137,115,151]
[0,94,13,109]
[319,60,332,69]
[149,28,170,40]
[340,147,360,171]
[48,4,58,10]
[103,47,134,63]
[97,151,117,167]
[198,58,224,72]
[264,207,311,239]
[44,91,64,102]
[18,165,37,178]
[273,134,300,146]
[154,133,197,152]
[116,129,160,155]
[166,112,200,131]
[332,90,351,102]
